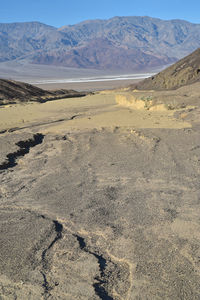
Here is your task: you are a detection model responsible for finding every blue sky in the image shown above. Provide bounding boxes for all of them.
[0,0,200,27]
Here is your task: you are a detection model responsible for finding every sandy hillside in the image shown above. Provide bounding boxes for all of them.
[130,47,200,90]
[0,84,200,299]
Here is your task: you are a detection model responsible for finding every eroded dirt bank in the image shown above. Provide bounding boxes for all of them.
[0,86,200,299]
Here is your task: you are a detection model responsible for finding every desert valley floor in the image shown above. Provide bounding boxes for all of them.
[0,84,200,299]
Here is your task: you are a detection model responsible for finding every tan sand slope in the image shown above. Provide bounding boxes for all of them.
[0,91,190,134]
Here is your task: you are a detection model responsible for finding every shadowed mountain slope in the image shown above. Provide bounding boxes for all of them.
[32,38,175,70]
[131,48,200,90]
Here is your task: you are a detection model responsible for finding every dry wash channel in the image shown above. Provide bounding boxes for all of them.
[0,88,200,300]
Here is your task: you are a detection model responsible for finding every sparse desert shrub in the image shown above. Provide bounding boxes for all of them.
[140,95,153,109]
[165,103,175,110]
[140,95,153,101]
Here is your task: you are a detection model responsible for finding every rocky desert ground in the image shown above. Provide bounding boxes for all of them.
[0,79,200,299]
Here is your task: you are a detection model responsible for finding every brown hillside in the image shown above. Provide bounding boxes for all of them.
[131,48,200,90]
[0,79,87,105]
[0,79,53,100]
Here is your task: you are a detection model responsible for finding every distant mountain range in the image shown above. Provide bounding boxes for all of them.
[1,17,200,71]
